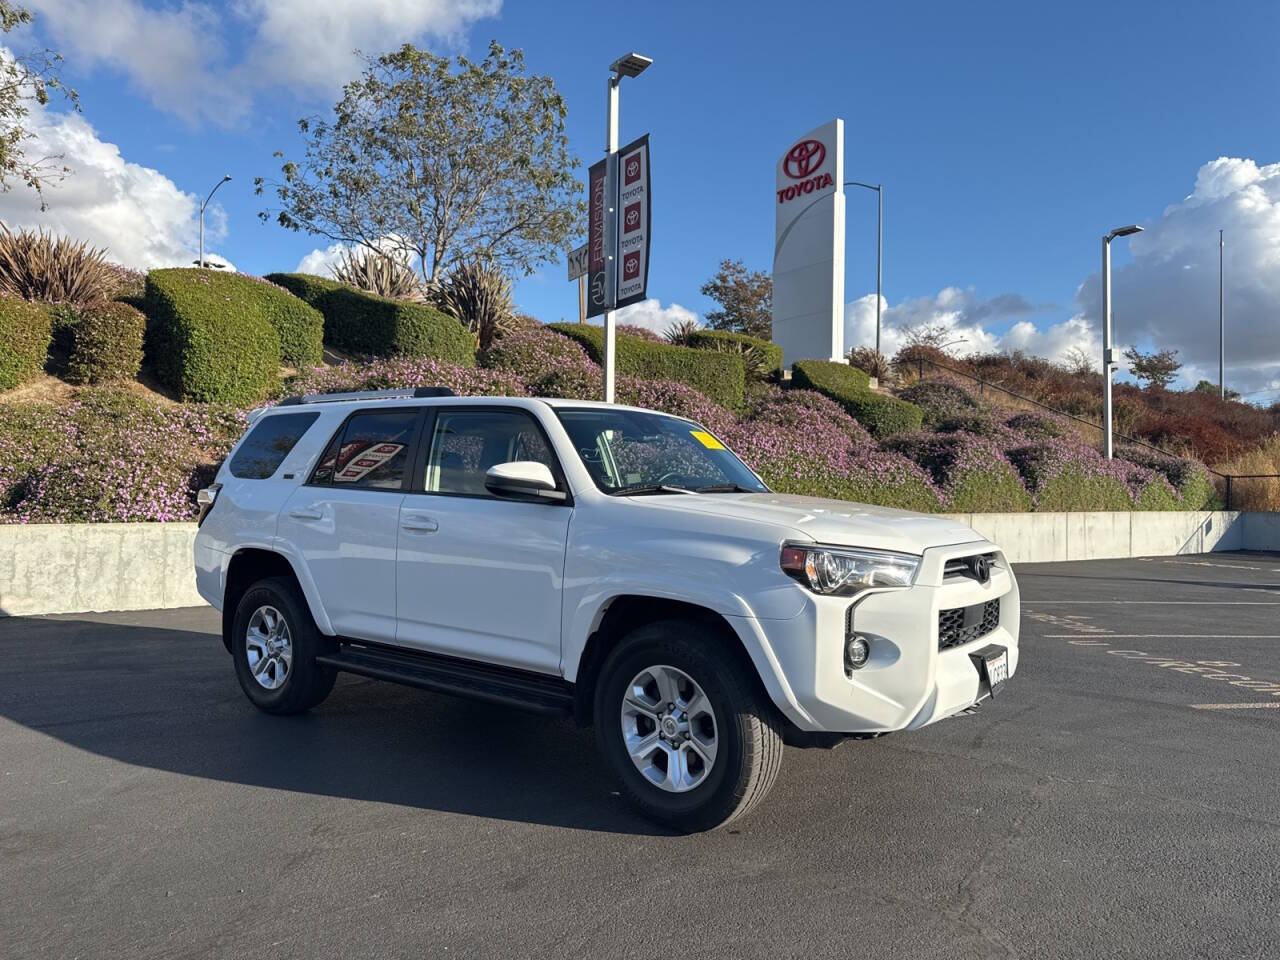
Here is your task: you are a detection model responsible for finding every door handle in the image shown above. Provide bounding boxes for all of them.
[288,508,323,521]
[401,516,439,532]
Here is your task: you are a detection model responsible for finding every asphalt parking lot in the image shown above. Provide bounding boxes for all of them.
[2,552,1278,960]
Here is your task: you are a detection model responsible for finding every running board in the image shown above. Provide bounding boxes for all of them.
[317,643,574,715]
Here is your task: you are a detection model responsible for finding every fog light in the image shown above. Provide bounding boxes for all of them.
[845,635,871,670]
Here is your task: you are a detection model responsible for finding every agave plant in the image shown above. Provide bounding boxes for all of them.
[0,227,117,304]
[433,261,515,350]
[663,318,699,345]
[709,338,773,382]
[331,246,427,301]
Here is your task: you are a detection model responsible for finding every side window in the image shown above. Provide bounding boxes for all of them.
[424,410,558,497]
[229,412,319,480]
[309,410,419,490]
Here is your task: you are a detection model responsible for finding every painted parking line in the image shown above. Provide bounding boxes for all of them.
[1191,702,1280,711]
[1023,600,1280,605]
[1042,634,1280,639]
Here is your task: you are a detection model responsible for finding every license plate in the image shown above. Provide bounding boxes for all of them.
[969,644,1009,698]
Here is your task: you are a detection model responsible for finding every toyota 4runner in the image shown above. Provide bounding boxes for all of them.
[195,387,1020,832]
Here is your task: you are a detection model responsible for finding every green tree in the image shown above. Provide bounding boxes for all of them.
[256,41,583,284]
[1193,379,1240,400]
[0,2,78,209]
[1123,346,1181,389]
[700,258,772,339]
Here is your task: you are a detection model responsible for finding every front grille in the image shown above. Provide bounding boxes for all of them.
[944,552,998,583]
[938,599,1000,651]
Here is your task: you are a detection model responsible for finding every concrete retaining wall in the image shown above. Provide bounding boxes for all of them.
[1,513,1278,617]
[0,522,201,617]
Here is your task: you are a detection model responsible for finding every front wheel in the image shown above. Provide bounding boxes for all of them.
[231,576,336,715]
[593,619,784,832]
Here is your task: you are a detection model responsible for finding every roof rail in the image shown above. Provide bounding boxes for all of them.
[278,386,456,406]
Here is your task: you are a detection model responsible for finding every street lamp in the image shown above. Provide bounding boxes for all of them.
[846,181,883,355]
[1101,223,1143,458]
[199,174,232,269]
[601,52,652,403]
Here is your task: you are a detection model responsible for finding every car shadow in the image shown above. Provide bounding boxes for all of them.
[0,614,671,836]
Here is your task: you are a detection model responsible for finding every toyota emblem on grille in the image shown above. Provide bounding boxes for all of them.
[969,555,991,584]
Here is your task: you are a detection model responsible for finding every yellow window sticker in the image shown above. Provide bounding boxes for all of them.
[690,430,725,450]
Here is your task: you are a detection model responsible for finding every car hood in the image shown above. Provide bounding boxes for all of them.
[630,492,983,555]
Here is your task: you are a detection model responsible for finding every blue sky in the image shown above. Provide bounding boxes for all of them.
[10,0,1280,395]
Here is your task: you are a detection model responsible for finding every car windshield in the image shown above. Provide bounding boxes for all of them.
[555,408,768,495]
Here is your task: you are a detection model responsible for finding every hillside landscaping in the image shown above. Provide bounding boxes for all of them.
[0,243,1249,524]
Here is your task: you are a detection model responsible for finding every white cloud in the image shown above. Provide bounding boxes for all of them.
[843,286,1093,362]
[614,299,699,336]
[0,94,225,269]
[1072,156,1280,394]
[295,237,420,277]
[31,0,502,126]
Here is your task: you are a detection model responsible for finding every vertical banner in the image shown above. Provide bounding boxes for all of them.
[614,134,651,309]
[586,158,609,318]
[772,119,844,368]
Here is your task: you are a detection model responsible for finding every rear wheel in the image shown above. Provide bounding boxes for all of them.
[593,619,783,832]
[231,577,336,715]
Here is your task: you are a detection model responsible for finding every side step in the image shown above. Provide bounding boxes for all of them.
[317,643,575,715]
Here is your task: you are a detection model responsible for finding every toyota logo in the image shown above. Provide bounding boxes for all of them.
[626,208,640,228]
[969,555,992,585]
[783,139,826,180]
[626,158,640,178]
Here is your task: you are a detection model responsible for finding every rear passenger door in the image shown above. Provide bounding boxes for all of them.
[279,407,424,644]
[395,407,571,675]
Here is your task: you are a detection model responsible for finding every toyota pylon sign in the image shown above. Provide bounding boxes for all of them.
[586,134,651,318]
[772,119,845,367]
[614,134,651,309]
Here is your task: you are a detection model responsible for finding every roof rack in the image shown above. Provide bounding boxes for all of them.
[278,386,456,406]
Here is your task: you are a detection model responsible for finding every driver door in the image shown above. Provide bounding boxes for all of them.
[394,407,572,675]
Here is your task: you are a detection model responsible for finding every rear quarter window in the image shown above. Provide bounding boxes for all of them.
[229,412,320,480]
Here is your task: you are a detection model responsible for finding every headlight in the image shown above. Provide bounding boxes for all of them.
[780,543,919,596]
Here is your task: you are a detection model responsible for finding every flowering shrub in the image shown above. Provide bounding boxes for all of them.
[616,376,737,434]
[1005,440,1135,511]
[889,431,1031,513]
[615,323,663,342]
[1117,445,1218,510]
[0,388,244,523]
[288,357,526,399]
[1006,411,1068,440]
[897,379,980,426]
[480,325,600,399]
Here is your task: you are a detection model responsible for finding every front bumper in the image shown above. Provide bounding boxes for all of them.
[742,541,1020,734]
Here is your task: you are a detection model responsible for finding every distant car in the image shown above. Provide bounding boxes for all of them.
[195,387,1019,831]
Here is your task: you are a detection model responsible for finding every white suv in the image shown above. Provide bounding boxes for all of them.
[195,387,1019,831]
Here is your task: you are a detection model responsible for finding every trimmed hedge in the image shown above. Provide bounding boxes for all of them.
[144,269,280,405]
[251,277,323,366]
[686,329,784,375]
[67,301,145,384]
[898,379,980,427]
[267,272,475,366]
[0,297,53,390]
[548,323,745,408]
[790,359,922,438]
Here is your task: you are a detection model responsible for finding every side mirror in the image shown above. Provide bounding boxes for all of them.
[484,461,565,502]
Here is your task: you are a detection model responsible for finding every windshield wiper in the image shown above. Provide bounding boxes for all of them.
[610,483,698,497]
[693,483,758,493]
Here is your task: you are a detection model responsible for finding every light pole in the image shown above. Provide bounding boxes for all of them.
[602,52,651,403]
[846,181,883,355]
[199,174,232,269]
[1101,223,1143,459]
[1219,228,1225,399]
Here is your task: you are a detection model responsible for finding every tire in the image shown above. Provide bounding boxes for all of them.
[231,576,336,715]
[593,619,784,832]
